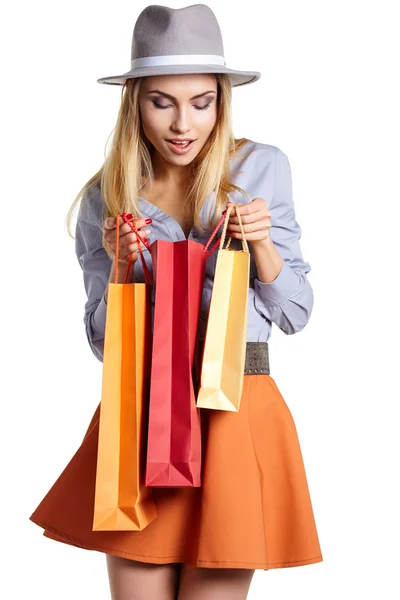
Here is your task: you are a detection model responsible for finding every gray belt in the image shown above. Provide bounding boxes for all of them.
[194,340,270,377]
[244,342,270,375]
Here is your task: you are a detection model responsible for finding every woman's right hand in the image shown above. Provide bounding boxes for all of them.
[103,215,152,264]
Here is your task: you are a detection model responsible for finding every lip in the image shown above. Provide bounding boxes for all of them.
[166,139,196,155]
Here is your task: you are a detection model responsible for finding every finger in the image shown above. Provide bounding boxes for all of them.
[104,215,152,230]
[227,230,270,242]
[104,219,152,243]
[238,202,270,217]
[119,228,151,248]
[227,198,268,212]
[123,216,152,231]
[125,240,144,257]
[104,215,124,230]
[226,203,270,224]
[108,229,150,253]
[229,209,271,225]
[227,219,271,235]
[117,224,152,241]
[117,239,145,262]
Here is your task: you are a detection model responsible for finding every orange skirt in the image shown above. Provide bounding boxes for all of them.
[29,374,323,570]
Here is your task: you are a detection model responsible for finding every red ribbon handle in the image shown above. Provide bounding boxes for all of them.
[203,209,230,258]
[119,212,153,286]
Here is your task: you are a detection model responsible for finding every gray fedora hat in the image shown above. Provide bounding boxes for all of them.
[97,3,261,88]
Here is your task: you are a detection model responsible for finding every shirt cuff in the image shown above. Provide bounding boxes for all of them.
[254,260,300,307]
[92,293,108,334]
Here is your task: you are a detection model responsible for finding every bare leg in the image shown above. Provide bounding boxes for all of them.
[177,564,255,600]
[106,554,181,600]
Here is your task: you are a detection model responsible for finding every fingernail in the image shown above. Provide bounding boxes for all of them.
[145,218,152,224]
[126,213,134,220]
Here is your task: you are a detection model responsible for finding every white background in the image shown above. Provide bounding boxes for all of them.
[3,0,399,598]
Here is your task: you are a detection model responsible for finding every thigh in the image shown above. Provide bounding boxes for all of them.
[106,554,181,600]
[177,564,255,600]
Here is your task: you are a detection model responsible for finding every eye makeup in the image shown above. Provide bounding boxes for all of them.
[152,100,211,111]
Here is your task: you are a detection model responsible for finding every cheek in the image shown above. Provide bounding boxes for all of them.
[197,107,218,136]
[140,106,168,137]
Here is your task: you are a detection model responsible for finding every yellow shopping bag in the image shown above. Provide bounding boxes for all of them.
[93,214,158,531]
[196,204,250,412]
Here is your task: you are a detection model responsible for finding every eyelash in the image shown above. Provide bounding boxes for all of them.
[152,101,211,111]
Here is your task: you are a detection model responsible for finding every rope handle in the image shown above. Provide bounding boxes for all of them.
[204,203,249,257]
[113,214,152,286]
[220,204,249,253]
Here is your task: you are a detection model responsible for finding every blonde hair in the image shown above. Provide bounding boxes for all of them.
[65,73,255,258]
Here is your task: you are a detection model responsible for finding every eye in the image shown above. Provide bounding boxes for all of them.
[151,101,211,111]
[152,101,169,109]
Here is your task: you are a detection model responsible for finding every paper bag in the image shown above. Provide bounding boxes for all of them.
[93,213,158,530]
[145,239,206,487]
[196,204,250,412]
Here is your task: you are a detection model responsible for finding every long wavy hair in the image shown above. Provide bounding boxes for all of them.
[65,73,255,258]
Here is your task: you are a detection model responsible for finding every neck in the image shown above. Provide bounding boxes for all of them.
[151,149,192,186]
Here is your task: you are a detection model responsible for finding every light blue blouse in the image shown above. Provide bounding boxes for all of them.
[75,140,314,362]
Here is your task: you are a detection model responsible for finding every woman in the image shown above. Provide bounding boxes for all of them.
[29,4,323,599]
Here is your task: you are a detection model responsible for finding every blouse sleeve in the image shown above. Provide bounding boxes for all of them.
[74,185,112,362]
[253,147,314,334]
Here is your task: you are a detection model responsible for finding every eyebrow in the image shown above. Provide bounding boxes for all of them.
[146,90,217,101]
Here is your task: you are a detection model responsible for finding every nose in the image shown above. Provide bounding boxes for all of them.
[170,106,192,133]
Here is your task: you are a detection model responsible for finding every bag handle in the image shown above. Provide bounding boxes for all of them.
[203,212,225,257]
[113,213,152,285]
[113,215,130,284]
[220,204,249,253]
[204,203,249,257]
[121,212,153,286]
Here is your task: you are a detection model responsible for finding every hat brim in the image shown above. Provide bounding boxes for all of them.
[96,64,261,87]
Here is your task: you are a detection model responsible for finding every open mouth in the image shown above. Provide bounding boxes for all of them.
[166,140,194,148]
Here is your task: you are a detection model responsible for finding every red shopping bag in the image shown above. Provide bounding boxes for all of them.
[145,239,208,487]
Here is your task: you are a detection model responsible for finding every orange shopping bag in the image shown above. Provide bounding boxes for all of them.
[93,213,158,531]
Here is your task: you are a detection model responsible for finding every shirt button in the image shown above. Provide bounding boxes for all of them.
[200,312,207,320]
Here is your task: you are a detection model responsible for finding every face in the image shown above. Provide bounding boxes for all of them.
[139,74,218,169]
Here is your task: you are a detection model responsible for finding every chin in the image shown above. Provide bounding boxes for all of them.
[167,154,196,164]
[161,147,198,165]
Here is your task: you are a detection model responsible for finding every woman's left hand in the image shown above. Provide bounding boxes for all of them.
[223,198,271,247]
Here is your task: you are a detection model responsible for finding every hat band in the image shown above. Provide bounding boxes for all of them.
[131,54,226,69]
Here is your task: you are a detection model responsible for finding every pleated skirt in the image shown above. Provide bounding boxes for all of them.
[29,373,323,570]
